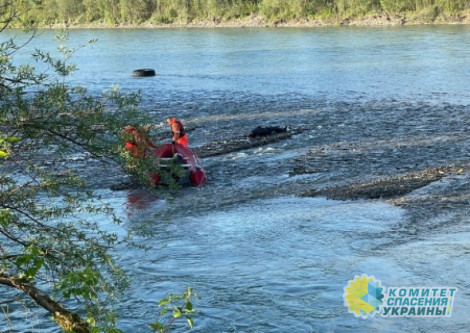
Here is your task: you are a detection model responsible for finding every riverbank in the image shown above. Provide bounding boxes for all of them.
[38,12,470,29]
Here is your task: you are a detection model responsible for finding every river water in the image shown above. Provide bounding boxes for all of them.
[3,26,470,332]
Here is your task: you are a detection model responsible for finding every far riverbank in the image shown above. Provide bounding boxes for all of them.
[37,12,470,29]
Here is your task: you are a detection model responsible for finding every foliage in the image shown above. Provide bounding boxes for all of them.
[9,0,470,25]
[150,287,199,333]
[0,2,193,332]
[1,35,128,333]
[379,0,415,13]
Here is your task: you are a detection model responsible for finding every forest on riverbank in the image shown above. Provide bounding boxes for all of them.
[9,0,470,27]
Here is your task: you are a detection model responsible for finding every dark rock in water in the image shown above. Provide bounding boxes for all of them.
[248,126,287,138]
[193,127,300,158]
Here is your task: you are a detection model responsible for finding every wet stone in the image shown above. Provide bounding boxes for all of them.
[298,165,458,200]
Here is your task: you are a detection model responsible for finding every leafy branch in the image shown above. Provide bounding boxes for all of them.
[1,3,198,333]
[150,287,199,333]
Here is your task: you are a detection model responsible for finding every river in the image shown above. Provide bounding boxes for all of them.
[3,26,470,332]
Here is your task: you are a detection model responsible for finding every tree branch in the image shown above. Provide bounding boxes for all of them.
[18,121,106,159]
[0,273,91,333]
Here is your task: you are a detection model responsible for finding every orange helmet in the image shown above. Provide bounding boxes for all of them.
[167,117,178,124]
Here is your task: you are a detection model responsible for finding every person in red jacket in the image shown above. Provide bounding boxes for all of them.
[122,125,162,186]
[167,117,188,147]
[122,125,156,158]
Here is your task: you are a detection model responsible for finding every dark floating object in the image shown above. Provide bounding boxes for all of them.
[249,125,287,138]
[132,68,156,77]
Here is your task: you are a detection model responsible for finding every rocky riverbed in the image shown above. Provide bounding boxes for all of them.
[42,98,470,235]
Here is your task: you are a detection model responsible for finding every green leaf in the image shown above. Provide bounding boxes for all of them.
[87,317,97,326]
[158,298,169,307]
[0,151,9,158]
[185,301,193,312]
[186,317,194,329]
[5,136,20,143]
[173,307,182,318]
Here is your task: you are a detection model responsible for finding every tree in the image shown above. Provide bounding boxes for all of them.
[99,0,122,24]
[120,0,155,23]
[0,1,153,331]
[57,0,87,24]
[82,0,104,23]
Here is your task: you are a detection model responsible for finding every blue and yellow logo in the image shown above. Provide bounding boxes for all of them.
[344,274,384,318]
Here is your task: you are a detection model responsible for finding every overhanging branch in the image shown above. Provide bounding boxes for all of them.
[0,273,91,333]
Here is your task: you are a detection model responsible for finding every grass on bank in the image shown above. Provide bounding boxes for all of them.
[11,0,470,27]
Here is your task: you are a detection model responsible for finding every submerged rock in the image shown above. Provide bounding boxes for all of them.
[298,165,457,200]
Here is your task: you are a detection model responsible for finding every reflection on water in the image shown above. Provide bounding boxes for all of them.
[125,189,162,214]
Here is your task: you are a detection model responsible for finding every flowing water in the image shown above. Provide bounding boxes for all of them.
[3,26,470,332]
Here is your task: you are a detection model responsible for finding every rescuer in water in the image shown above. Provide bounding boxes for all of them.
[167,117,188,147]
